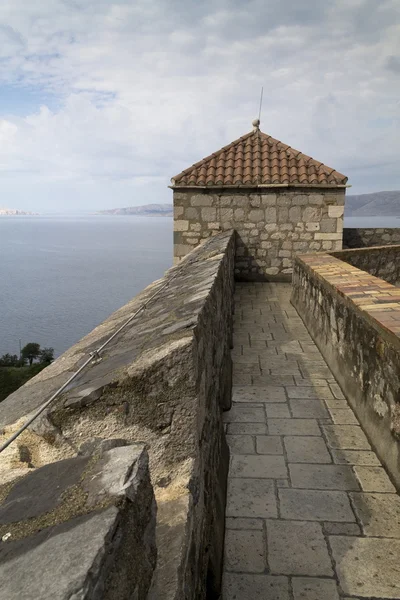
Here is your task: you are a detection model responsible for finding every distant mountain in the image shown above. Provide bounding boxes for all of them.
[98,203,173,216]
[0,207,38,216]
[345,191,400,216]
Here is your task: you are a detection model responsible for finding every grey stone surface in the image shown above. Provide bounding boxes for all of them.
[227,422,268,435]
[268,418,321,436]
[279,489,356,522]
[226,434,255,454]
[349,492,400,537]
[256,436,284,455]
[353,466,396,492]
[292,577,340,600]
[330,535,400,598]
[231,455,287,479]
[322,425,371,450]
[330,449,380,466]
[323,521,361,536]
[223,406,266,423]
[289,399,330,418]
[0,446,156,600]
[284,436,332,463]
[222,573,290,599]
[224,529,266,573]
[288,464,359,491]
[265,403,291,418]
[266,520,333,576]
[226,478,277,518]
[328,408,358,424]
[225,517,263,530]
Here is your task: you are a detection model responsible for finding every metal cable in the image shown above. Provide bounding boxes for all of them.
[0,257,190,454]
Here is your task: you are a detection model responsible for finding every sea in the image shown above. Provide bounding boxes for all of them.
[0,215,173,357]
[0,214,399,358]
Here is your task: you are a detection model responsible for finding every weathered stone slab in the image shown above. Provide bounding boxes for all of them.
[327,408,358,424]
[323,522,361,536]
[232,386,287,403]
[286,386,334,399]
[284,436,331,463]
[289,464,359,491]
[266,520,333,576]
[231,455,287,479]
[225,517,263,530]
[353,466,396,493]
[330,449,380,466]
[268,419,321,436]
[224,529,266,573]
[222,573,289,600]
[279,489,356,522]
[322,425,371,450]
[227,423,268,435]
[292,577,340,600]
[256,436,284,455]
[223,406,266,423]
[330,536,400,598]
[265,403,291,418]
[226,434,255,454]
[289,399,330,419]
[226,478,277,518]
[349,492,400,537]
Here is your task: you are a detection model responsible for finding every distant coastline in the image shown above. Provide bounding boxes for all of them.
[97,203,173,217]
[0,208,38,216]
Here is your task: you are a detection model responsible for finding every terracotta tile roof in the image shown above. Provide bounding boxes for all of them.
[171,128,348,188]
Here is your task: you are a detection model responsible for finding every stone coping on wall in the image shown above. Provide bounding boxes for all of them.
[297,251,400,343]
[0,230,235,599]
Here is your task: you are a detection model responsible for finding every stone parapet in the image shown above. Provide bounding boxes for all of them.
[332,245,400,286]
[343,227,400,248]
[0,231,236,599]
[291,251,400,488]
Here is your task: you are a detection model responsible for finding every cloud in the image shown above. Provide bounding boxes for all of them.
[0,0,399,210]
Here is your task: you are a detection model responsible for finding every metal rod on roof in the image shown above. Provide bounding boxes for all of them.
[258,86,264,122]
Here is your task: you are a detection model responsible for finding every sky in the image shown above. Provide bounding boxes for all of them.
[0,0,399,212]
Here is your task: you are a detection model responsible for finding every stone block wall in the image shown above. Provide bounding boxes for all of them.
[173,187,346,280]
[291,252,400,488]
[343,227,400,248]
[0,231,235,599]
[332,245,400,286]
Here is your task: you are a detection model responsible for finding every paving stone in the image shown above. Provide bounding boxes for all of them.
[268,419,321,436]
[223,406,266,423]
[265,403,291,418]
[266,520,333,576]
[269,367,303,377]
[232,386,286,403]
[349,492,400,537]
[323,522,362,536]
[252,375,296,386]
[289,464,359,491]
[226,478,278,518]
[233,373,253,385]
[224,529,266,573]
[292,577,340,600]
[286,386,334,399]
[293,377,331,387]
[328,408,358,424]
[226,435,255,454]
[289,399,330,419]
[256,436,284,455]
[228,422,268,435]
[279,489,356,522]
[231,455,287,478]
[222,573,289,600]
[353,466,396,492]
[330,449,380,466]
[226,517,263,530]
[330,536,400,598]
[329,383,345,399]
[324,397,349,409]
[284,436,332,463]
[322,425,371,450]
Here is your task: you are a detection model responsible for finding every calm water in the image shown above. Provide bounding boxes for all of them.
[344,215,400,227]
[0,216,173,357]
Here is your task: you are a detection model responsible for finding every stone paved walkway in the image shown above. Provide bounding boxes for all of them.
[222,282,400,600]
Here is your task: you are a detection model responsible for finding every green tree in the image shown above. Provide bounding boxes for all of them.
[0,353,19,367]
[39,347,54,364]
[21,343,41,366]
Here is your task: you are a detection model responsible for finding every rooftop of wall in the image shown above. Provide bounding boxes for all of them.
[296,250,400,347]
[0,231,235,484]
[171,126,348,188]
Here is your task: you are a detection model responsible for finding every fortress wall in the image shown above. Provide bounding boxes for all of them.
[0,231,235,600]
[291,252,400,489]
[343,227,400,249]
[332,245,400,286]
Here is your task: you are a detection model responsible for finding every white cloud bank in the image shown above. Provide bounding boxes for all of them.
[0,0,399,210]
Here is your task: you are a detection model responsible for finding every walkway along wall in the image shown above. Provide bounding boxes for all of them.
[291,250,400,488]
[0,231,235,599]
